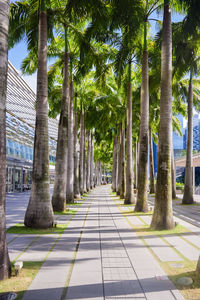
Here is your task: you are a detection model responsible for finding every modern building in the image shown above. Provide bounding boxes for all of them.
[173,114,185,158]
[183,114,200,151]
[6,62,58,192]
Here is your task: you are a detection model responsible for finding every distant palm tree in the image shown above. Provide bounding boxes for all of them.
[80,105,85,194]
[52,50,69,211]
[23,0,54,228]
[149,128,155,194]
[86,130,91,192]
[111,135,118,192]
[0,0,11,280]
[151,0,175,230]
[74,93,80,198]
[66,78,74,202]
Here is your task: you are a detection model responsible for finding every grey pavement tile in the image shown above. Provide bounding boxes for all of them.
[19,234,59,261]
[104,280,145,299]
[6,233,18,243]
[139,215,152,225]
[22,287,64,300]
[102,257,132,268]
[103,267,135,281]
[164,235,199,260]
[8,234,38,261]
[22,200,93,300]
[174,216,200,235]
[66,282,104,300]
[126,215,145,226]
[180,232,200,249]
[143,235,183,262]
[102,249,127,258]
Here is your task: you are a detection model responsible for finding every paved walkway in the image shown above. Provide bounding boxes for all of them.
[5,185,200,299]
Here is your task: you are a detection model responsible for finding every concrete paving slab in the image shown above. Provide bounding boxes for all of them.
[164,235,199,260]
[102,257,132,268]
[8,235,38,261]
[22,199,93,300]
[104,280,145,299]
[6,186,190,300]
[180,232,200,249]
[19,234,59,261]
[126,215,145,226]
[139,215,152,225]
[143,235,183,262]
[6,233,18,244]
[65,197,103,300]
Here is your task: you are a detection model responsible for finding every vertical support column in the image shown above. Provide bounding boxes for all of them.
[193,166,195,194]
[21,167,23,192]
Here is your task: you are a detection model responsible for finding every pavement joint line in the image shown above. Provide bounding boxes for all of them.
[98,200,106,300]
[7,234,20,245]
[113,193,200,258]
[61,197,94,300]
[9,208,77,263]
[154,235,189,262]
[12,235,41,263]
[178,233,200,251]
[110,192,150,226]
[112,195,190,264]
[107,197,148,300]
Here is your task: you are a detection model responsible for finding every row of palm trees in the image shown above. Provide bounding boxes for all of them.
[0,0,200,281]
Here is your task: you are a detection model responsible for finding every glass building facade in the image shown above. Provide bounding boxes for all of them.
[6,62,58,192]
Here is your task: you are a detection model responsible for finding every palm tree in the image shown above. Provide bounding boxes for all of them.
[86,130,91,191]
[120,125,125,199]
[0,0,11,280]
[79,105,85,194]
[135,0,164,212]
[111,135,118,192]
[149,128,155,194]
[182,71,194,204]
[116,123,122,195]
[52,51,69,211]
[24,0,54,228]
[151,0,175,230]
[124,61,135,204]
[90,132,94,189]
[172,20,200,204]
[66,78,74,202]
[74,93,80,198]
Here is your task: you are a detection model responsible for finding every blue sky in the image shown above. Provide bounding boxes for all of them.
[8,8,185,93]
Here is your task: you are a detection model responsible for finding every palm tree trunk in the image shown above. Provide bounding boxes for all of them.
[125,62,135,204]
[66,80,74,203]
[86,130,91,192]
[52,51,69,211]
[99,161,102,185]
[0,0,11,280]
[149,128,155,194]
[134,143,138,189]
[196,255,200,276]
[112,135,118,192]
[79,107,84,194]
[83,128,87,192]
[24,4,54,228]
[116,123,122,195]
[182,72,194,204]
[135,45,149,212]
[90,132,94,189]
[171,147,176,199]
[74,95,80,199]
[151,0,175,230]
[96,160,99,186]
[120,127,125,199]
